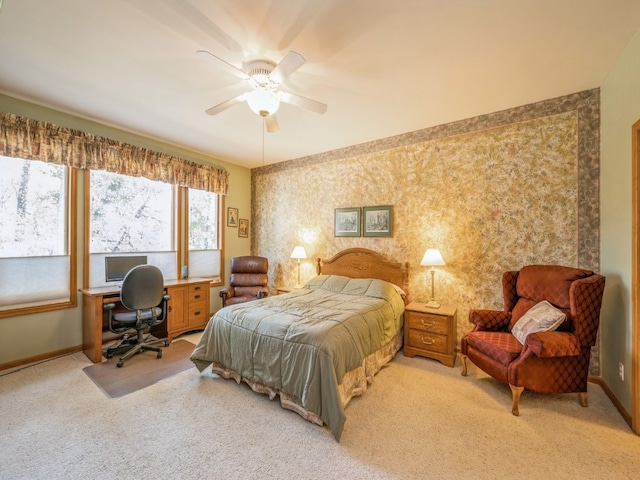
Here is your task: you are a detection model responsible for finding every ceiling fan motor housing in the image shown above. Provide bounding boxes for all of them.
[246,60,277,89]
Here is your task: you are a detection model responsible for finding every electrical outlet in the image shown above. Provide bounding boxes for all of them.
[619,362,625,381]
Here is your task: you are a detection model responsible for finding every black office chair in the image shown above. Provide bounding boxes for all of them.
[103,264,170,368]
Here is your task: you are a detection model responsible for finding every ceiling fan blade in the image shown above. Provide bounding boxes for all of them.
[265,114,280,133]
[270,51,306,84]
[196,50,250,80]
[205,94,247,115]
[280,91,327,115]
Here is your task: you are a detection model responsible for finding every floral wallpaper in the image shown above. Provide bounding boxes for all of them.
[251,89,601,372]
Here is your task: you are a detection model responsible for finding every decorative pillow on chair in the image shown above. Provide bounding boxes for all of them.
[511,300,566,344]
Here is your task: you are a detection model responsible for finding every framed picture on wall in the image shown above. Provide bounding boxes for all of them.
[238,218,249,238]
[363,205,393,237]
[334,207,361,237]
[227,207,238,227]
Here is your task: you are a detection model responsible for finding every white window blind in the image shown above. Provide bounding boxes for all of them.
[0,256,70,310]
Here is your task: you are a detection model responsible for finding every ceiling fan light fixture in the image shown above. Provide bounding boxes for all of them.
[246,88,280,117]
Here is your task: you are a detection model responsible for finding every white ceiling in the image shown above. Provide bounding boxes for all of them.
[1,0,639,169]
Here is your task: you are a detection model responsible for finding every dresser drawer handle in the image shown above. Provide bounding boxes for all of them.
[193,311,201,316]
[420,319,435,328]
[194,286,201,291]
[420,336,435,345]
[194,294,201,299]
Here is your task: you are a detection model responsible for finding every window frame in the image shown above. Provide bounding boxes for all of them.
[0,163,77,318]
[185,186,223,284]
[83,174,224,289]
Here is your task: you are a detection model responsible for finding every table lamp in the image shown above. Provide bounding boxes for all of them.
[290,246,307,288]
[420,248,445,308]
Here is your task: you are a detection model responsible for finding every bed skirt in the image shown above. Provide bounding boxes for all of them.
[210,329,404,430]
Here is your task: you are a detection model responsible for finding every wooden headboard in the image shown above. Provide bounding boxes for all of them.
[316,248,410,302]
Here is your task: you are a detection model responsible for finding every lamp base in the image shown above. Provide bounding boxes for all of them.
[424,300,441,309]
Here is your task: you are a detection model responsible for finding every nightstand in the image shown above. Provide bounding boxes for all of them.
[403,302,457,367]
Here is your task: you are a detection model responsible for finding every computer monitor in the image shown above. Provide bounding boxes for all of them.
[104,255,147,283]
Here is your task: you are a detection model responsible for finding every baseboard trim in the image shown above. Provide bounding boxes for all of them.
[0,345,83,373]
[589,375,632,429]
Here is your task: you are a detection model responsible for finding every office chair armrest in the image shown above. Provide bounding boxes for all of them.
[157,294,171,322]
[103,302,118,333]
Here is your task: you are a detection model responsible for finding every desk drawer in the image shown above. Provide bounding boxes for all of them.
[189,300,208,322]
[188,283,206,302]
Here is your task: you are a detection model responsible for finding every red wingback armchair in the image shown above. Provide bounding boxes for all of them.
[219,256,270,307]
[460,265,605,415]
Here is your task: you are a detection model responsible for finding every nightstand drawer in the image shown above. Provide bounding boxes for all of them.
[407,330,449,354]
[406,312,449,335]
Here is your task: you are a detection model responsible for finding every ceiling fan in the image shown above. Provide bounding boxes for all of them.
[196,50,327,133]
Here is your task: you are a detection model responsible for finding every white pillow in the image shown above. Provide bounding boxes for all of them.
[511,300,566,345]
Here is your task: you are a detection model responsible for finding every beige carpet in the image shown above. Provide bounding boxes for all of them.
[82,339,195,398]
[1,333,640,479]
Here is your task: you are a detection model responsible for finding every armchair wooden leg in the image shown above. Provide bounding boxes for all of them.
[579,392,588,407]
[460,353,468,376]
[509,384,524,416]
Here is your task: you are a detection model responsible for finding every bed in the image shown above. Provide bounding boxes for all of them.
[190,248,410,441]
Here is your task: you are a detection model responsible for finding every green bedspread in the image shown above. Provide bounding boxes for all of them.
[190,274,405,441]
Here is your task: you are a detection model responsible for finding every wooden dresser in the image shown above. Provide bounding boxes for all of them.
[403,302,457,367]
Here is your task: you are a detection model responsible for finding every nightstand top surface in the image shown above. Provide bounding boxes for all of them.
[405,302,456,316]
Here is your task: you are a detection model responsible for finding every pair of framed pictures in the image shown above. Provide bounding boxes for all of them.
[227,207,248,238]
[334,205,393,237]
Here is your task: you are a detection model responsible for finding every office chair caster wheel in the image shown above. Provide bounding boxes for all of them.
[164,340,169,347]
[117,360,124,368]
[106,352,113,359]
[157,351,162,359]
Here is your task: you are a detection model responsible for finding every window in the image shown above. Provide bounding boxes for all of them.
[88,170,177,286]
[0,156,74,314]
[188,188,221,280]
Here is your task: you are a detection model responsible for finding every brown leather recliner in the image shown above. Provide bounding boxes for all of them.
[460,265,605,415]
[219,256,270,307]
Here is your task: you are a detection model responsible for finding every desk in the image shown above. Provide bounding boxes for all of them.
[80,277,211,363]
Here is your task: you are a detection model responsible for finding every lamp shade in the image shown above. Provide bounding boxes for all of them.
[420,248,445,267]
[290,246,307,259]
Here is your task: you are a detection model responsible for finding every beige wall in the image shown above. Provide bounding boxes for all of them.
[252,90,600,367]
[0,94,252,367]
[601,27,640,413]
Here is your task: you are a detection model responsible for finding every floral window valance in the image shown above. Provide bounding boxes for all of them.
[0,111,228,195]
